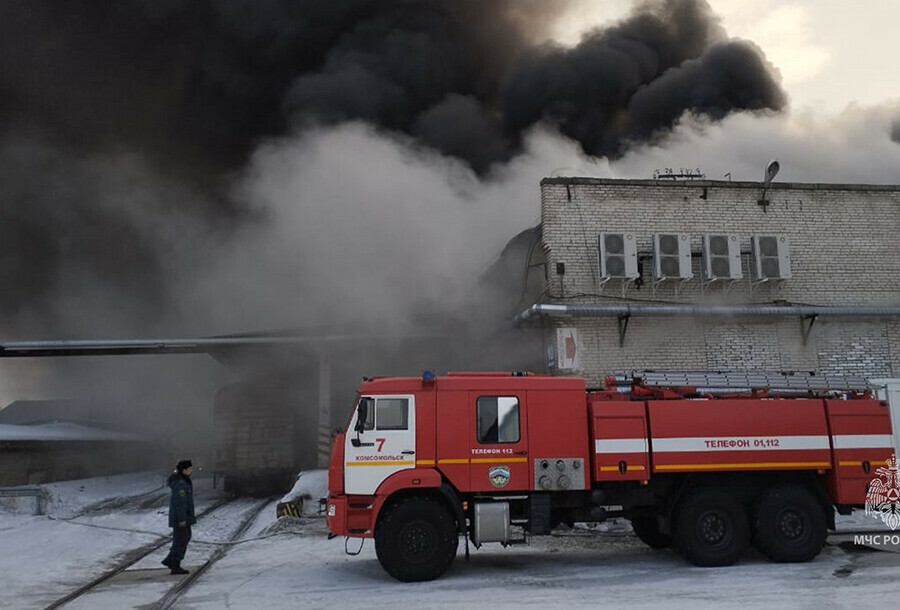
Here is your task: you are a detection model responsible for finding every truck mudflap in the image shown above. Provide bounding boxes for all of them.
[825,399,895,504]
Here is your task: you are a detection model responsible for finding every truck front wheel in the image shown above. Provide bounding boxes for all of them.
[673,489,749,567]
[754,485,826,563]
[374,496,458,582]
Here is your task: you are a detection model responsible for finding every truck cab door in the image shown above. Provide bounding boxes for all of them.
[344,394,416,495]
[469,392,529,492]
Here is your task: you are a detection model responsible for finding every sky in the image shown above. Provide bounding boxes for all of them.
[554,0,900,113]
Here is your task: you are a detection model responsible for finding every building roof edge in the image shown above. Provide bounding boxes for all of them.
[539,176,900,192]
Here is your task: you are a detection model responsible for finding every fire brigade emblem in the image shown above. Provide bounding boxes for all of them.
[865,453,900,531]
[489,465,511,488]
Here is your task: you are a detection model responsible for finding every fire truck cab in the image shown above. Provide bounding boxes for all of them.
[326,371,895,582]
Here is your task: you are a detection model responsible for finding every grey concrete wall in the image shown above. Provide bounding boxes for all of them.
[0,441,156,486]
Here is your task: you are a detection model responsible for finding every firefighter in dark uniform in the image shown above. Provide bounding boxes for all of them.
[162,459,196,575]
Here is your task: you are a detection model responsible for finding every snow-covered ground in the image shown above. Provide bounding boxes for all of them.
[1,471,899,609]
[0,471,226,608]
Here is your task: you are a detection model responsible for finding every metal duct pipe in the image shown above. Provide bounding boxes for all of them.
[514,303,900,324]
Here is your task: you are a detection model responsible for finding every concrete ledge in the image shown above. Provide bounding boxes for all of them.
[0,487,44,515]
[540,176,900,192]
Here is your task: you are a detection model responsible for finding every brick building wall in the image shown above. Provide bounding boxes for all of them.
[533,178,900,386]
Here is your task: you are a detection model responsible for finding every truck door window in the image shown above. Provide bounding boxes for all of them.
[476,396,520,443]
[376,398,409,430]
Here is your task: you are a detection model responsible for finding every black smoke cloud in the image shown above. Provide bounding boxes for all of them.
[502,1,786,157]
[623,41,786,143]
[278,0,787,169]
[0,0,550,178]
[0,135,214,325]
[1,0,783,176]
[0,0,786,330]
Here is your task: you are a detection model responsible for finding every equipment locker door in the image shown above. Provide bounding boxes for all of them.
[469,391,529,492]
[825,398,894,504]
[590,400,650,482]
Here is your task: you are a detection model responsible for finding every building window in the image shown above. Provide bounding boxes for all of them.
[376,398,409,430]
[476,396,520,443]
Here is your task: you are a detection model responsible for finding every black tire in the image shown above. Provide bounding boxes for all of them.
[754,485,826,563]
[630,514,672,549]
[374,496,458,582]
[673,489,749,567]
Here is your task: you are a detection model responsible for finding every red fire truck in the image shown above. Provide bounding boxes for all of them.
[325,371,895,581]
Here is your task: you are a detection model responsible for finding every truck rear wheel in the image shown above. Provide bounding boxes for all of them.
[374,496,458,582]
[673,489,749,567]
[754,485,826,563]
[630,514,672,549]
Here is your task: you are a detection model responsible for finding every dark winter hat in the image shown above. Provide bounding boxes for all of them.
[176,459,193,472]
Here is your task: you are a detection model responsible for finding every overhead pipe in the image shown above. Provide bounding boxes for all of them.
[514,303,900,325]
[0,333,447,358]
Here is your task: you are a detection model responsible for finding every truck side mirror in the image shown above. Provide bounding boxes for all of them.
[351,398,374,447]
[355,398,371,433]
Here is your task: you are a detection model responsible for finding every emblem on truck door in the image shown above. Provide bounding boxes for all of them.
[489,465,511,488]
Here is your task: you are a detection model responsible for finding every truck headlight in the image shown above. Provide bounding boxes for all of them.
[327,504,336,517]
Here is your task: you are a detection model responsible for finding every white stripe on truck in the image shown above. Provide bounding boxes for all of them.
[594,438,648,454]
[596,435,893,455]
[832,434,894,449]
[651,436,831,452]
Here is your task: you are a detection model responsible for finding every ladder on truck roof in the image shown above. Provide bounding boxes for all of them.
[611,370,880,393]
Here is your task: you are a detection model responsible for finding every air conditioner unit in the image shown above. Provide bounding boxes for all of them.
[751,235,791,280]
[702,234,742,280]
[653,233,693,280]
[598,232,638,279]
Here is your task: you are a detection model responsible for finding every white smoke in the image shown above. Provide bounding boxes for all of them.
[612,104,900,183]
[176,123,605,334]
